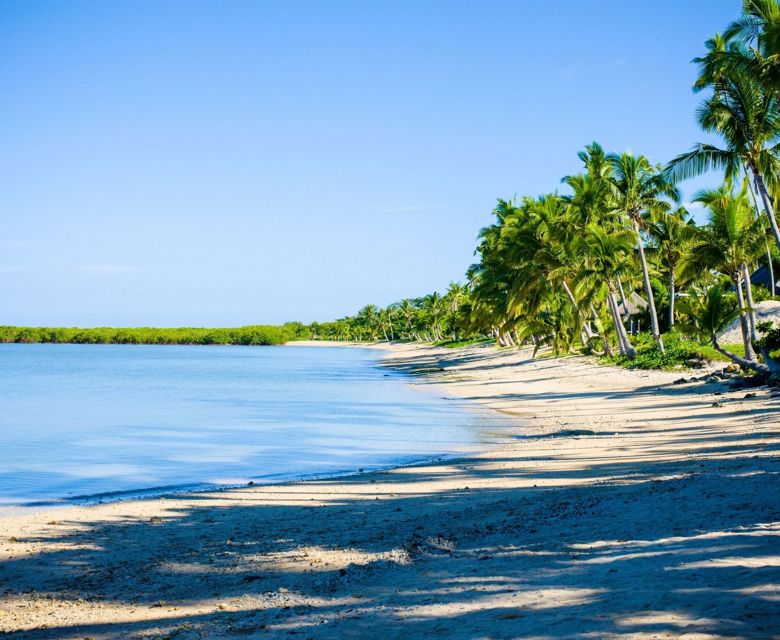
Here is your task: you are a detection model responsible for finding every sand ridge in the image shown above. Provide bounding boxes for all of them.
[1,342,778,639]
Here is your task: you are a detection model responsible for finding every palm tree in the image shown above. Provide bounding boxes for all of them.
[443,282,470,340]
[356,305,380,340]
[421,293,446,341]
[397,299,418,338]
[498,195,585,345]
[574,224,638,358]
[646,206,698,328]
[680,285,769,373]
[609,152,679,354]
[683,183,766,361]
[720,1,780,95]
[666,55,780,252]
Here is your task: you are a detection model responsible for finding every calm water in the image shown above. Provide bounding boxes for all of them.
[0,344,509,507]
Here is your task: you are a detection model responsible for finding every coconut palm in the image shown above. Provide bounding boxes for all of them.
[679,285,769,373]
[719,1,780,95]
[683,183,766,361]
[609,152,679,354]
[666,58,780,252]
[646,207,698,327]
[574,224,638,358]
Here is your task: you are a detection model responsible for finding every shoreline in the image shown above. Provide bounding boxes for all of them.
[1,342,779,638]
[0,341,514,516]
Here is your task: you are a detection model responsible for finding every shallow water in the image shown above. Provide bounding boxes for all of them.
[0,344,510,507]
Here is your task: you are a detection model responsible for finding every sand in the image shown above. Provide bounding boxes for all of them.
[1,342,778,639]
[718,300,780,344]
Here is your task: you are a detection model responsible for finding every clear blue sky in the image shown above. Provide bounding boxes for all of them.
[1,0,737,326]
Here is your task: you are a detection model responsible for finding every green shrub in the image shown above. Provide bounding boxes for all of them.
[601,331,744,370]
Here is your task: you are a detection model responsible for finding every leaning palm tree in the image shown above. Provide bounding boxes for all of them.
[679,285,769,373]
[574,224,638,359]
[609,152,679,354]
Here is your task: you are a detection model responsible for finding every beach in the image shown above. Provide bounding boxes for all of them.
[1,342,779,639]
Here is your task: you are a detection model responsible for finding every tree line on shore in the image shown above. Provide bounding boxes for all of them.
[313,1,780,373]
[0,323,311,346]
[5,3,780,373]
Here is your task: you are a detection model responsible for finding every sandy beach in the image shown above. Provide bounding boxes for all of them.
[1,342,778,639]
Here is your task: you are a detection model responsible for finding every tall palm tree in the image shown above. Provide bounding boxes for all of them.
[397,299,418,338]
[683,183,766,361]
[609,152,679,353]
[720,1,780,95]
[647,206,698,328]
[666,56,780,252]
[574,225,638,358]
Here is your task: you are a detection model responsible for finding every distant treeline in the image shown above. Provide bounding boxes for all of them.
[0,322,311,346]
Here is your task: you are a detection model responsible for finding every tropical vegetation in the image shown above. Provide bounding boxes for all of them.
[7,3,780,374]
[0,323,310,346]
[315,1,780,374]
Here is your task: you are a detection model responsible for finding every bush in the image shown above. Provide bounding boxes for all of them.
[601,331,739,370]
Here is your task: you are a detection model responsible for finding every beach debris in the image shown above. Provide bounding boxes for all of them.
[242,575,263,583]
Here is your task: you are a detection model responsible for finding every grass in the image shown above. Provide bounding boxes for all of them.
[601,332,746,370]
[432,337,493,349]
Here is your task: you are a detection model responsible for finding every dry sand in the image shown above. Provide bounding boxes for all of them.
[1,342,779,639]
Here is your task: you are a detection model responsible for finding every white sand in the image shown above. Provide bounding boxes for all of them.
[1,342,778,639]
[718,300,780,344]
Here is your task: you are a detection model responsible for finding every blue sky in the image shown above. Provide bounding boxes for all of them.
[1,0,737,326]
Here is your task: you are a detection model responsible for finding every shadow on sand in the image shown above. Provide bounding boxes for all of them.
[2,349,779,639]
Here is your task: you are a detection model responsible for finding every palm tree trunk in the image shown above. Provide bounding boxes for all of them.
[561,280,587,348]
[712,336,768,374]
[758,345,780,374]
[561,280,579,310]
[745,168,777,296]
[741,263,757,341]
[668,270,676,328]
[616,277,629,318]
[631,216,664,354]
[752,168,780,253]
[735,273,758,362]
[607,283,636,358]
[745,169,778,296]
[589,303,613,357]
[606,293,625,355]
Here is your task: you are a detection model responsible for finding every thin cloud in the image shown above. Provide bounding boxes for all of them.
[71,264,143,275]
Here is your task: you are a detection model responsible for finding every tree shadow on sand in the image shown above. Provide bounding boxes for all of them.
[2,430,779,638]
